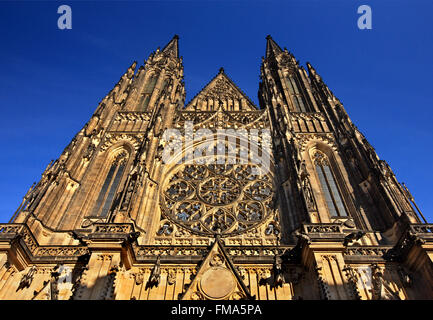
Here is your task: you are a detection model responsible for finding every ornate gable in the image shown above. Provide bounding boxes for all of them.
[185,68,258,111]
[182,238,253,300]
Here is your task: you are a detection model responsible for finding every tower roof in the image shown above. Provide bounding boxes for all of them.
[265,35,283,58]
[161,34,179,58]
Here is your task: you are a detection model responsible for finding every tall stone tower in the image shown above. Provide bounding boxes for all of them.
[0,35,431,300]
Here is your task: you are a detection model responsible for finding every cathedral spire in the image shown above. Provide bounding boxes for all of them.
[265,34,283,58]
[124,60,137,80]
[161,34,179,58]
[306,62,322,83]
[306,61,338,102]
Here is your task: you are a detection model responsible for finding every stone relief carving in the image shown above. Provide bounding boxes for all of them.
[100,133,144,152]
[203,78,242,100]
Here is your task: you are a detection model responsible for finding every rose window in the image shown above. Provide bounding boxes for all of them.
[160,164,274,236]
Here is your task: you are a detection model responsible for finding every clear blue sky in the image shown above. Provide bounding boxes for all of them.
[0,0,432,223]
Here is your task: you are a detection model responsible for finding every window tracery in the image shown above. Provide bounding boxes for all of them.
[312,150,348,217]
[90,151,128,217]
[160,163,274,236]
[285,74,312,112]
[142,74,158,109]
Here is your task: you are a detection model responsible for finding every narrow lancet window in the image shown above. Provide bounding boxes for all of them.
[90,152,128,217]
[142,75,158,109]
[285,75,308,112]
[313,151,348,217]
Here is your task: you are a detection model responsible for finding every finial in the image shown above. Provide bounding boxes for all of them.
[306,62,315,72]
[173,34,179,40]
[219,67,224,73]
[266,35,272,40]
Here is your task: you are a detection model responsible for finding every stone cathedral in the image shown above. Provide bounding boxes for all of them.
[0,35,432,300]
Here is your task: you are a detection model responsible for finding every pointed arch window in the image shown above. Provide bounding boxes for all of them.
[91,152,128,217]
[313,151,348,217]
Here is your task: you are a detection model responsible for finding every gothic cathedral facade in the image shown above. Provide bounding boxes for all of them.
[0,35,432,300]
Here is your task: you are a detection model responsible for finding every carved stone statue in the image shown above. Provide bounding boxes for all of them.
[299,160,308,181]
[120,178,136,210]
[301,178,316,211]
[83,142,96,160]
[370,264,401,300]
